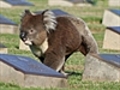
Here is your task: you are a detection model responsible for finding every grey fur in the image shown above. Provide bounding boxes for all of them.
[43,10,57,32]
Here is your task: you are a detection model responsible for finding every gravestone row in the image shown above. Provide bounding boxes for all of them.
[0,53,119,89]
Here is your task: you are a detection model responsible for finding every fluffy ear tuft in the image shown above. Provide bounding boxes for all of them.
[42,10,57,32]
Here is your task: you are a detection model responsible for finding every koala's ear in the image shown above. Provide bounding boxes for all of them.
[41,9,49,15]
[24,9,31,14]
[23,9,36,16]
[20,9,36,22]
[42,9,57,32]
[20,9,31,17]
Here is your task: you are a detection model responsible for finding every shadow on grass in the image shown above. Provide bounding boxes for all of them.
[66,71,83,77]
[15,46,19,49]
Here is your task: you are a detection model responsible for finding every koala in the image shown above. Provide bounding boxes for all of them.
[19,9,98,76]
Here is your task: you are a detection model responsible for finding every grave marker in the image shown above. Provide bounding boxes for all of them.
[82,54,120,82]
[48,0,92,7]
[0,54,67,88]
[0,43,8,54]
[102,9,120,26]
[0,14,18,34]
[108,0,120,7]
[103,26,120,50]
[0,0,34,8]
[19,40,30,50]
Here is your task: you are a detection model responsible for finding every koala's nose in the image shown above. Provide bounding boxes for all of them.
[20,31,27,41]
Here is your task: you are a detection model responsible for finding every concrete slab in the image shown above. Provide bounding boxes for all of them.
[0,15,18,34]
[102,9,120,26]
[103,26,120,50]
[0,0,34,8]
[48,0,92,7]
[19,40,30,50]
[0,43,8,54]
[0,54,67,88]
[82,54,120,82]
[110,9,120,16]
[0,15,16,25]
[19,9,71,50]
[108,0,120,7]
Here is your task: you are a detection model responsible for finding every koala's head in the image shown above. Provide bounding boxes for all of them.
[19,9,57,46]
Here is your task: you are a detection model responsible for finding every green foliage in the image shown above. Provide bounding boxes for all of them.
[0,0,120,90]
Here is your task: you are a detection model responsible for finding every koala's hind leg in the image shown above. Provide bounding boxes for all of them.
[43,53,65,74]
[78,35,98,56]
[83,35,98,54]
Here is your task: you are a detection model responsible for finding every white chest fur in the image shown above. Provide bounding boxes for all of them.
[30,38,48,57]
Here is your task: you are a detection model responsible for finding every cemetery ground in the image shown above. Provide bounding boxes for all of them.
[0,0,120,90]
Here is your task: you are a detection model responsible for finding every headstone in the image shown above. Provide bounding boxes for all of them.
[102,9,120,26]
[48,0,92,7]
[108,0,120,7]
[0,54,67,88]
[35,9,71,16]
[19,9,71,50]
[0,0,34,8]
[0,43,8,54]
[103,26,120,50]
[0,14,18,34]
[82,54,120,82]
[19,40,30,50]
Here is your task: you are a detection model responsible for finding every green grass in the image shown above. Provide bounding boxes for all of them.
[0,0,120,90]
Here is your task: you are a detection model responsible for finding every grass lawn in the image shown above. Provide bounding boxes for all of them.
[0,0,120,90]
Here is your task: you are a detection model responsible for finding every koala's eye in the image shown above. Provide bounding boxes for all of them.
[29,29,35,34]
[30,29,33,33]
